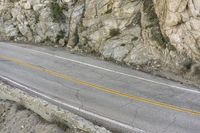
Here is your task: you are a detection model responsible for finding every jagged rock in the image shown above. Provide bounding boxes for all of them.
[27,0,41,6]
[23,2,31,10]
[153,0,200,62]
[58,39,65,46]
[39,7,52,22]
[5,25,19,37]
[67,2,85,48]
[18,24,33,41]
[32,4,44,11]
[35,22,61,43]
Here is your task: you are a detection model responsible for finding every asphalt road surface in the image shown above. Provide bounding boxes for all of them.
[0,42,200,133]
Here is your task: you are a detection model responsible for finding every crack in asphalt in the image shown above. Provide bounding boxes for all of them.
[162,114,177,133]
[131,107,140,128]
[75,90,84,110]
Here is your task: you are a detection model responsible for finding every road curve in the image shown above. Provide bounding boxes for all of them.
[0,42,200,133]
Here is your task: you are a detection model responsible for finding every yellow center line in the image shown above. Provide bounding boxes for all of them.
[1,54,200,116]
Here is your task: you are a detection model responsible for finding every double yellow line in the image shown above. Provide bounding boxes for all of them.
[1,54,200,116]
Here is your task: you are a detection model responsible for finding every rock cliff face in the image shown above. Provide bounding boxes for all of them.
[154,0,200,61]
[0,0,85,46]
[0,0,200,80]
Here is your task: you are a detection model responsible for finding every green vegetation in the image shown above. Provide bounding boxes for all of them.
[183,58,193,70]
[56,30,65,42]
[105,8,112,14]
[109,28,120,37]
[50,2,66,23]
[34,11,40,23]
[133,12,141,25]
[104,3,113,14]
[167,43,176,51]
[132,36,139,41]
[120,43,126,46]
[9,0,20,3]
[151,28,166,48]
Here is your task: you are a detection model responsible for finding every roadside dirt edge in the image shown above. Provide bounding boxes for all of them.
[0,81,110,133]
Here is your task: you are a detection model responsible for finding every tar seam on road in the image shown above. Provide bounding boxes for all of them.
[4,43,200,94]
[1,54,200,117]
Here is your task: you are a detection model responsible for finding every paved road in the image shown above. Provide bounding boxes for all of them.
[0,42,200,133]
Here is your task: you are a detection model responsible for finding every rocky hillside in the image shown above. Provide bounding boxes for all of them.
[0,0,200,83]
[0,100,78,133]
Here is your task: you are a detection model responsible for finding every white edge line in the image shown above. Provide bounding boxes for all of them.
[0,75,145,133]
[2,43,200,94]
[25,47,200,94]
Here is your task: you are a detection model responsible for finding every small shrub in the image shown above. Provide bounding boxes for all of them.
[132,36,139,41]
[167,44,176,51]
[191,64,200,76]
[105,8,112,14]
[9,0,20,3]
[133,12,141,25]
[120,43,126,46]
[34,12,40,23]
[56,30,65,43]
[50,2,65,22]
[151,27,167,48]
[109,28,120,37]
[183,59,193,70]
